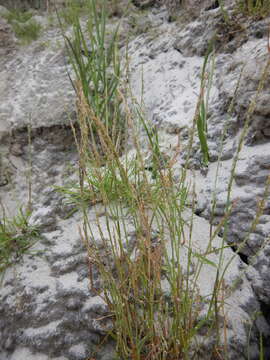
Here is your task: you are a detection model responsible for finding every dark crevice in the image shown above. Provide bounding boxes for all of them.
[194,208,203,216]
[218,229,224,238]
[1,123,78,149]
[260,302,270,324]
[131,0,156,10]
[205,0,220,11]
[230,245,249,264]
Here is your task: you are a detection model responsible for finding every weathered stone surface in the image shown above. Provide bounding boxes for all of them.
[0,13,75,136]
[1,2,270,359]
[164,209,268,359]
[0,212,112,360]
[217,38,270,143]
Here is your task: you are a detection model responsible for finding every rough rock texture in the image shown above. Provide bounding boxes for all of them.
[162,209,268,359]
[0,21,75,134]
[0,210,116,360]
[1,1,270,360]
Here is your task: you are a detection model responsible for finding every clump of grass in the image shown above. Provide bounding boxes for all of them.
[56,158,139,207]
[59,0,89,26]
[3,8,42,43]
[236,0,270,18]
[61,3,223,356]
[3,8,33,24]
[73,93,230,358]
[12,20,42,43]
[61,0,270,358]
[0,207,39,272]
[63,7,230,351]
[59,0,123,26]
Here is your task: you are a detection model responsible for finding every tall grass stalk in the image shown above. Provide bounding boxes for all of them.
[195,42,215,166]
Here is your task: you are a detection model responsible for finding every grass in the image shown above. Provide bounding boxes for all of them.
[75,107,212,359]
[237,0,270,18]
[195,41,215,166]
[62,0,123,153]
[67,91,234,358]
[12,20,42,43]
[58,0,89,26]
[3,8,42,43]
[58,0,123,27]
[3,8,33,23]
[0,207,39,273]
[58,0,270,358]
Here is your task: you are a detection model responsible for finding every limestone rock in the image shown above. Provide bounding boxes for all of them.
[0,16,75,135]
[1,2,270,359]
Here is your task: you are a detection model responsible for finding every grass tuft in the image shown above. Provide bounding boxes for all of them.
[3,8,33,23]
[3,8,42,43]
[237,0,270,18]
[12,19,42,43]
[0,207,39,273]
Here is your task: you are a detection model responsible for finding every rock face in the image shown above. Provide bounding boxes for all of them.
[1,2,270,360]
[0,19,75,135]
[0,211,115,360]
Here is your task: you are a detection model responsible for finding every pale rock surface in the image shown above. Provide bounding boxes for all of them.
[1,2,270,360]
[0,211,116,360]
[0,11,75,135]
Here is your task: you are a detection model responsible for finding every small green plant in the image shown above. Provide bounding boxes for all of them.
[56,159,137,206]
[0,208,39,272]
[12,20,42,43]
[3,8,42,43]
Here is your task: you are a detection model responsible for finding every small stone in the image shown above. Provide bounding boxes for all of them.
[66,298,81,311]
[68,343,87,360]
[4,336,14,351]
[10,143,24,156]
